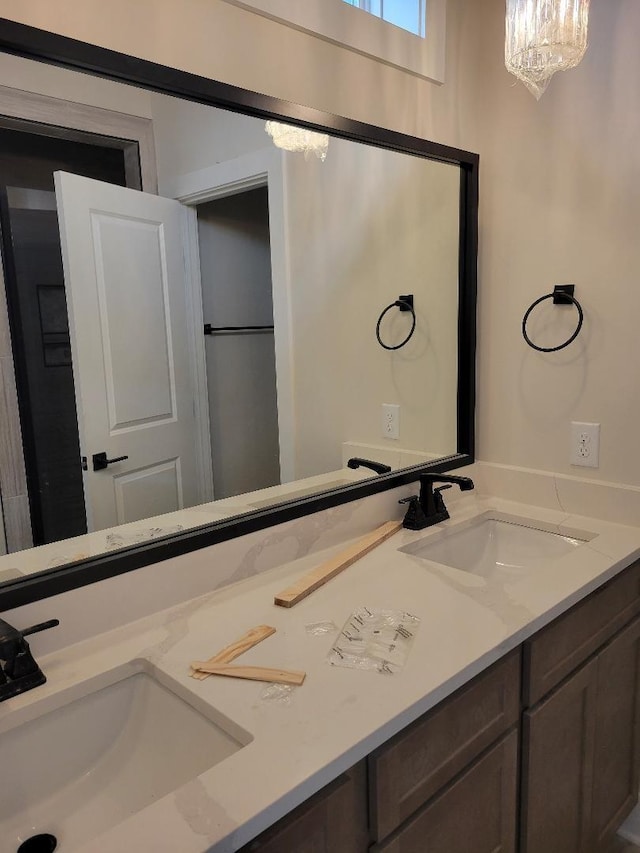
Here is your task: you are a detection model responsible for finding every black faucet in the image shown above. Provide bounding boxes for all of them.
[400,473,474,530]
[347,457,392,475]
[0,617,59,701]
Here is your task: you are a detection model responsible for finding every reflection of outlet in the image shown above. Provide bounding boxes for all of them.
[382,404,400,440]
[571,422,600,468]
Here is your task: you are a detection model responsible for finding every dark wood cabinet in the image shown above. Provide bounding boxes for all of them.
[240,560,640,853]
[371,731,518,853]
[591,617,640,848]
[239,761,368,853]
[521,616,640,853]
[523,561,640,707]
[521,656,598,853]
[242,655,520,853]
[369,651,520,842]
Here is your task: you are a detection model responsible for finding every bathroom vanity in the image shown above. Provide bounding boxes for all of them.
[242,556,640,853]
[3,495,640,853]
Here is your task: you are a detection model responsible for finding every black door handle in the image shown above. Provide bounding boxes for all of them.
[92,452,129,471]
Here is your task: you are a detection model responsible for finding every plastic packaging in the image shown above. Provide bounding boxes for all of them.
[327,607,420,675]
[106,525,183,549]
[260,684,294,705]
[305,620,338,637]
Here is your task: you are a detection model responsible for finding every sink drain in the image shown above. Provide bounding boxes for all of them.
[17,834,57,853]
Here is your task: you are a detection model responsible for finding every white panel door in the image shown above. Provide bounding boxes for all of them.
[55,171,199,532]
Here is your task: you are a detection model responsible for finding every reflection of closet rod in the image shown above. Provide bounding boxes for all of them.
[204,323,274,335]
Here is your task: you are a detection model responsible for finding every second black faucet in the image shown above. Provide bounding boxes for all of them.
[400,473,474,530]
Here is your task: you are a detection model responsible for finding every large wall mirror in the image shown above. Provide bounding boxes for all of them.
[0,19,477,609]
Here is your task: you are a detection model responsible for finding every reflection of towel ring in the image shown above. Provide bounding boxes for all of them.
[522,285,584,353]
[376,294,416,351]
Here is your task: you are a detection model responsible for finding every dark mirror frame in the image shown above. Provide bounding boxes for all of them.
[0,18,478,611]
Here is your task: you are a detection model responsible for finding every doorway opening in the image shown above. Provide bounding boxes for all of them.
[196,186,280,500]
[0,123,141,547]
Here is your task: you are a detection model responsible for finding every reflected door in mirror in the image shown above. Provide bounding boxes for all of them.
[55,172,201,531]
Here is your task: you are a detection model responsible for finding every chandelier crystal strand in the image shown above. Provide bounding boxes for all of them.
[505,0,590,99]
[265,121,329,161]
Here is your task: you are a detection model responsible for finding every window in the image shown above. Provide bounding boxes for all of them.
[219,0,445,82]
[341,0,426,38]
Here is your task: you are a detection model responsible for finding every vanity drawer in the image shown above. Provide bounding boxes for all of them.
[371,730,518,853]
[523,559,640,707]
[369,650,520,842]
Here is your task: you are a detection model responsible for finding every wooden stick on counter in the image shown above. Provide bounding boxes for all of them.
[190,624,276,681]
[273,520,403,608]
[191,663,306,686]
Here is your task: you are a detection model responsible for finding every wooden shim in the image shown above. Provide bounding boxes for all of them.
[190,624,276,681]
[274,520,403,608]
[191,663,306,686]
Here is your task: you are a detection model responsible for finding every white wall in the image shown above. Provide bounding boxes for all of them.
[0,0,484,144]
[152,93,460,476]
[2,0,639,491]
[285,139,460,476]
[0,52,152,117]
[151,92,268,182]
[472,0,640,488]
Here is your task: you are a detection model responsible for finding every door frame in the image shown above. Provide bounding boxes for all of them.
[165,146,296,488]
[0,84,158,192]
[0,102,157,551]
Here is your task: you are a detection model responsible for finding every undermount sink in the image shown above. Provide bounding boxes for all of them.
[0,667,250,853]
[400,514,593,579]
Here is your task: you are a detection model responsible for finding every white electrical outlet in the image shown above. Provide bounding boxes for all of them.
[570,422,600,468]
[382,404,400,440]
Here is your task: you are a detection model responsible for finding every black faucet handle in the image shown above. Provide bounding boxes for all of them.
[400,495,429,530]
[8,641,42,680]
[0,616,58,702]
[433,485,451,514]
[21,619,60,639]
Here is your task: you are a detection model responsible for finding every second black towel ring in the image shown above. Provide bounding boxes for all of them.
[376,295,416,351]
[522,286,584,353]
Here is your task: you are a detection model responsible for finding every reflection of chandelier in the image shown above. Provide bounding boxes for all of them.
[505,0,590,99]
[265,121,329,161]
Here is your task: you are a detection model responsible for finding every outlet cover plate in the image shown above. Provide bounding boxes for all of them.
[570,422,600,468]
[382,403,400,440]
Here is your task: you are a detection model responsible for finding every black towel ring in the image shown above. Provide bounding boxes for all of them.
[522,285,584,353]
[376,294,416,351]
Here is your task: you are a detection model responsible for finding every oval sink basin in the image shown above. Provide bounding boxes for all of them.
[0,669,250,852]
[400,515,591,579]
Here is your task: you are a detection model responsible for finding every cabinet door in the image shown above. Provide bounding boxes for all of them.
[239,761,368,853]
[372,731,518,853]
[523,560,640,707]
[591,617,640,848]
[369,651,520,841]
[521,657,598,853]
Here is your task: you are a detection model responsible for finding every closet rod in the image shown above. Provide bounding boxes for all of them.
[204,323,274,335]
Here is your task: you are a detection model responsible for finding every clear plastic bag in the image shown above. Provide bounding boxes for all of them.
[327,608,420,675]
[305,620,338,637]
[106,525,183,549]
[260,684,294,705]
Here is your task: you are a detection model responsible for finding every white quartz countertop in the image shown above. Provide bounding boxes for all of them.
[4,493,640,853]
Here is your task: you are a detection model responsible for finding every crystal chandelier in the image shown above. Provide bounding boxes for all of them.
[505,0,590,99]
[265,121,329,161]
